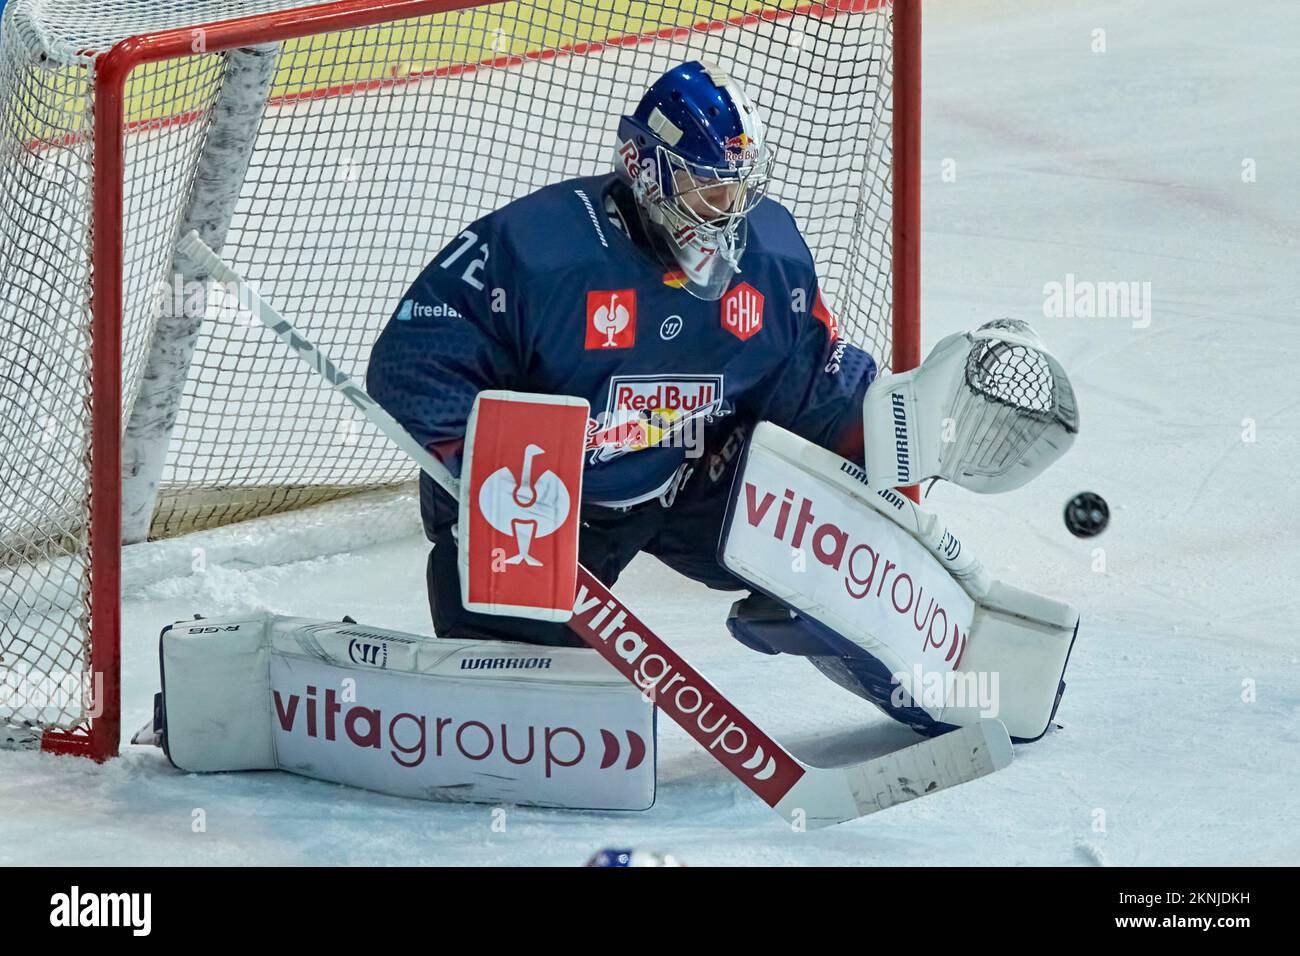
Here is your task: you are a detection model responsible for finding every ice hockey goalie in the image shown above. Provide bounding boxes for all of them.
[367,59,1081,741]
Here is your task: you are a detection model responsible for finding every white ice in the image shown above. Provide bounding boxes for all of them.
[3,0,1299,865]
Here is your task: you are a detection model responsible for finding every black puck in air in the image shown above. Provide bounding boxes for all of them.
[1064,491,1109,538]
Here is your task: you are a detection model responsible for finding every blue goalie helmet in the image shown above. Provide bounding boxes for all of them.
[615,60,774,300]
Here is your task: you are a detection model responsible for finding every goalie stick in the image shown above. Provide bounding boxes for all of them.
[177,231,1012,828]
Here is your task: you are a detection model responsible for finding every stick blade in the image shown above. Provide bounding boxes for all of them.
[777,719,1013,829]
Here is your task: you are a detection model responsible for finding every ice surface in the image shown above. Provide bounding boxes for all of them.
[3,0,1298,865]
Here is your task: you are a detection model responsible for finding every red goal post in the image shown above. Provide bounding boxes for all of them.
[0,0,921,760]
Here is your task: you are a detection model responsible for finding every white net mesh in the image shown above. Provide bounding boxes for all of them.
[0,0,902,751]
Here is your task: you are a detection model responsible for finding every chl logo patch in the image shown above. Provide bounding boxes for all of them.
[586,289,637,350]
[721,282,764,341]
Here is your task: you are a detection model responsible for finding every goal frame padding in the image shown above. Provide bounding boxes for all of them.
[52,0,921,760]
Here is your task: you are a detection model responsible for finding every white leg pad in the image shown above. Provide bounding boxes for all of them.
[156,614,656,810]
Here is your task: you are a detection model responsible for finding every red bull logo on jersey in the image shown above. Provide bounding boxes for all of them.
[587,374,730,464]
[610,376,723,416]
[721,282,764,341]
[585,416,650,455]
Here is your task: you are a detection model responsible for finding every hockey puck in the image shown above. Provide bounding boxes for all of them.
[1064,491,1109,538]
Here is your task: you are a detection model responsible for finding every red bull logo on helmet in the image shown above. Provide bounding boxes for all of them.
[617,138,660,200]
[724,132,760,166]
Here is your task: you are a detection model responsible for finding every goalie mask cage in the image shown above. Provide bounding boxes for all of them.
[0,0,920,759]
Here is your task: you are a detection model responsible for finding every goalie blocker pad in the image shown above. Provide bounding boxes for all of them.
[720,422,1079,741]
[152,614,656,811]
[459,390,589,622]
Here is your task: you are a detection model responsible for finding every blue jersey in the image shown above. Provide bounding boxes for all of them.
[368,174,877,506]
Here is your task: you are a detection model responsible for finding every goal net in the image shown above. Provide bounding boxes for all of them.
[0,0,917,757]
